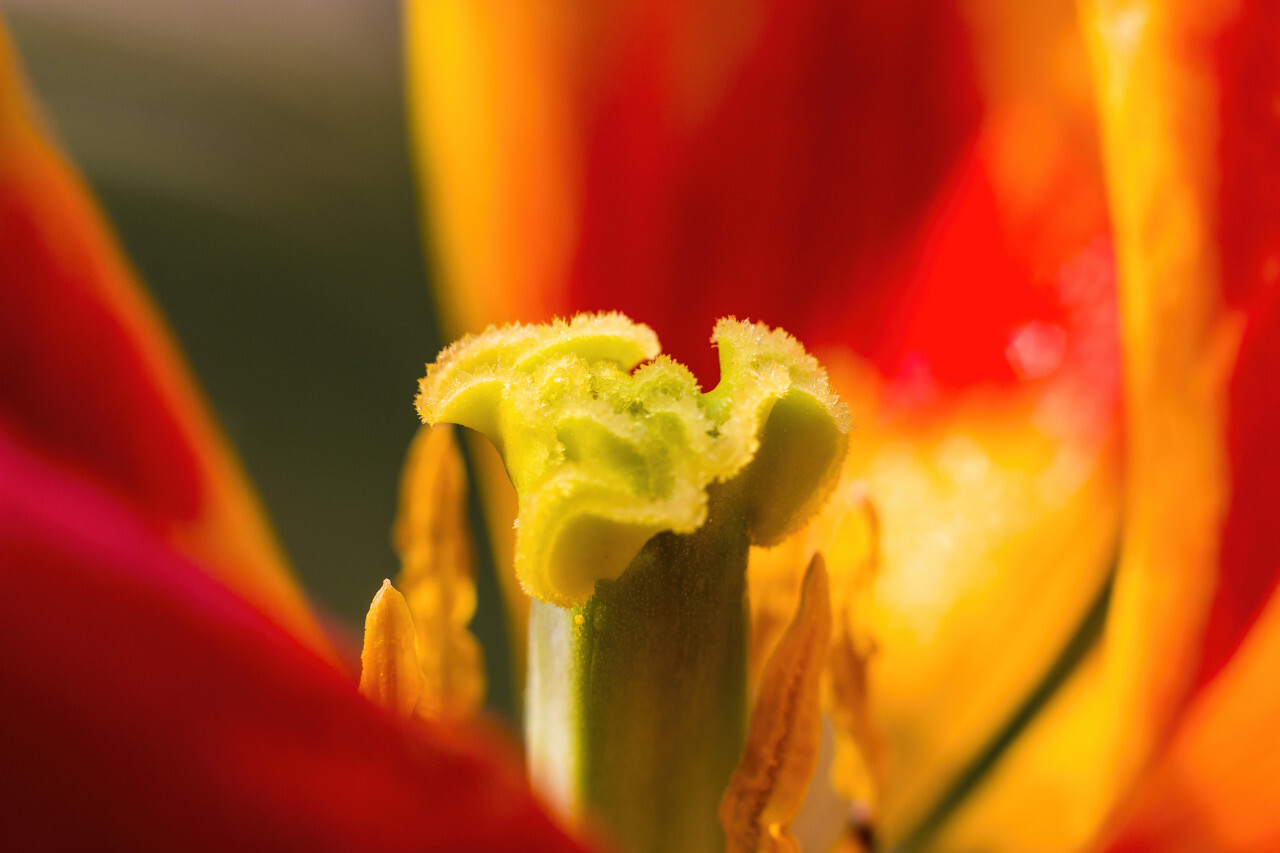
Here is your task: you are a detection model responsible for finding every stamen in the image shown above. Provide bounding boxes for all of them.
[358,579,424,717]
[393,424,484,719]
[746,476,884,831]
[720,555,832,853]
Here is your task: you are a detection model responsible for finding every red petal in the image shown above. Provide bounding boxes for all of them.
[562,1,981,384]
[0,24,323,650]
[0,429,588,852]
[1199,0,1280,683]
[868,122,1116,401]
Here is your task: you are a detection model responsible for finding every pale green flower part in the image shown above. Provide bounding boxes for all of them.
[416,312,850,606]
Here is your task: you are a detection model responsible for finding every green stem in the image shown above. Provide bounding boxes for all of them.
[527,484,749,853]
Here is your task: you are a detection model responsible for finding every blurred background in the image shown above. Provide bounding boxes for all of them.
[1,0,515,705]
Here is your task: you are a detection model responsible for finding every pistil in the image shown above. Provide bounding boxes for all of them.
[416,313,849,852]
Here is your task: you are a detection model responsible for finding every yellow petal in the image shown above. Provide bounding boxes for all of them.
[721,555,832,853]
[831,357,1121,843]
[358,579,424,718]
[1082,0,1237,772]
[405,0,578,334]
[393,425,484,720]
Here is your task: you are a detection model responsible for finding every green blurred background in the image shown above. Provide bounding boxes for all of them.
[3,0,515,713]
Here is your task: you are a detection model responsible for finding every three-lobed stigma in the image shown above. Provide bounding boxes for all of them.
[416,313,850,606]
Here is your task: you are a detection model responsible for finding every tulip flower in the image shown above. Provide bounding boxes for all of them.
[0,20,585,851]
[408,0,1280,850]
[6,0,1279,850]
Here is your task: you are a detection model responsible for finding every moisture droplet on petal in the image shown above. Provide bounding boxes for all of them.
[1006,321,1068,380]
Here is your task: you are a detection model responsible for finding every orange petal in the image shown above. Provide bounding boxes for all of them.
[0,22,327,654]
[1083,0,1236,773]
[1103,563,1280,852]
[721,555,832,853]
[923,3,1279,849]
[406,0,580,334]
[1102,0,1280,831]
